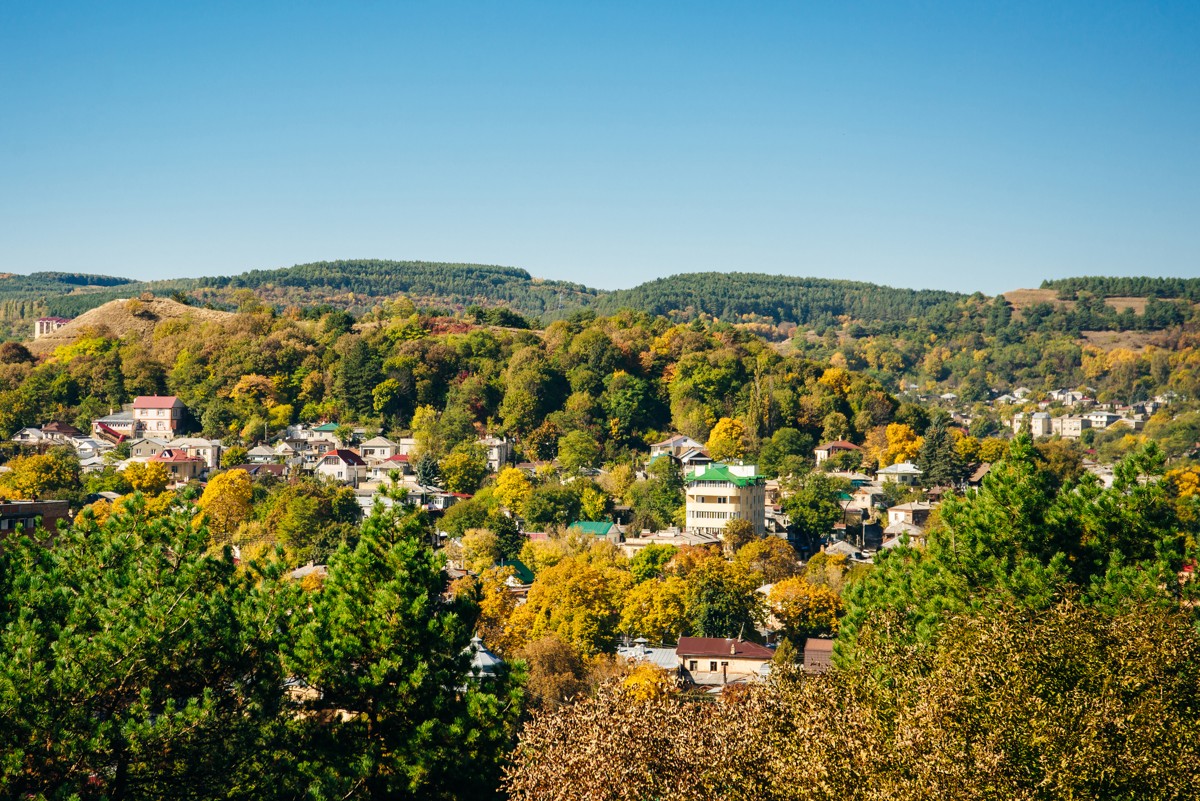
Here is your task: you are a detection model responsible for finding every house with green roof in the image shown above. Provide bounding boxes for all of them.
[684,462,767,538]
[568,521,615,536]
[568,520,622,545]
[497,558,535,585]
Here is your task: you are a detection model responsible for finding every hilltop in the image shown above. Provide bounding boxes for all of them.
[28,296,235,354]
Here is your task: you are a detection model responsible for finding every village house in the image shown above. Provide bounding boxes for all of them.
[617,638,679,670]
[876,462,922,486]
[887,501,936,528]
[676,637,773,687]
[246,445,279,464]
[685,463,766,538]
[1051,415,1091,439]
[359,436,398,460]
[366,453,413,481]
[813,440,861,466]
[478,436,512,472]
[315,449,368,486]
[132,396,186,436]
[649,433,705,459]
[148,449,206,485]
[33,316,71,338]
[803,638,834,674]
[166,437,222,469]
[1011,411,1053,437]
[93,409,137,442]
[619,527,722,559]
[128,437,171,461]
[11,428,49,446]
[0,499,71,533]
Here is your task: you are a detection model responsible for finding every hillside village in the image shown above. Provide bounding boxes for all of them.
[5,364,1194,686]
[1,288,1199,799]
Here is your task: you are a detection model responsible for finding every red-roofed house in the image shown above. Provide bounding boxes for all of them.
[316,449,368,486]
[676,637,774,686]
[367,453,412,480]
[148,448,206,484]
[814,440,861,465]
[133,396,186,436]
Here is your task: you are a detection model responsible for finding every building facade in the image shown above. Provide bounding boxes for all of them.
[685,463,766,538]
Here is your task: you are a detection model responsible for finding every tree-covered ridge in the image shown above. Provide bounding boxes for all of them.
[1044,275,1200,302]
[190,259,600,315]
[595,272,967,327]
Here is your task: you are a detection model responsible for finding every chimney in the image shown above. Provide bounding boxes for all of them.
[730,640,737,655]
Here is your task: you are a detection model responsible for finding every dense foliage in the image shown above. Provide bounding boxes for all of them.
[0,497,522,800]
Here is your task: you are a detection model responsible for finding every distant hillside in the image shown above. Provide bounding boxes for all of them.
[1042,276,1200,302]
[595,272,967,327]
[2,261,1197,343]
[182,259,601,317]
[29,297,235,354]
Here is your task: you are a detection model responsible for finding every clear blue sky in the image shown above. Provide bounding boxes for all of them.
[1,1,1197,294]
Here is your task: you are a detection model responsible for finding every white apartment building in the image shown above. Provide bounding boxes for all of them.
[685,462,766,538]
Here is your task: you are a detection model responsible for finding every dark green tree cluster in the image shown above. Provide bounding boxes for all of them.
[0,497,523,801]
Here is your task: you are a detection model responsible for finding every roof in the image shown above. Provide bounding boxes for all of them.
[804,638,834,673]
[686,463,763,487]
[133,395,181,409]
[889,501,935,512]
[360,436,396,447]
[877,461,922,475]
[231,463,287,477]
[246,445,277,456]
[497,558,534,584]
[968,463,992,483]
[824,540,861,557]
[42,422,82,435]
[651,433,700,448]
[37,316,72,323]
[569,521,615,536]
[675,637,774,660]
[616,643,679,670]
[468,636,505,678]
[312,422,340,432]
[816,440,861,452]
[322,449,367,466]
[148,449,204,463]
[883,520,925,536]
[383,454,410,463]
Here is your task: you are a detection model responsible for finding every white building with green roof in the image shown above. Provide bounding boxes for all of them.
[684,462,766,538]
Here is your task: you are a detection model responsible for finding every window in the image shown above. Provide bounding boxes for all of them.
[689,660,697,671]
[709,661,717,672]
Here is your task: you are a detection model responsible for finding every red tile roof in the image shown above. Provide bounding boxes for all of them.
[134,395,181,409]
[675,637,774,660]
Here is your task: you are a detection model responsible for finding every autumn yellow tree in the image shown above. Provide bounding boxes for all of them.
[768,577,844,641]
[619,575,690,644]
[706,417,747,461]
[197,468,253,545]
[122,461,171,495]
[475,566,523,656]
[494,467,533,516]
[867,422,922,467]
[461,528,501,573]
[508,556,631,656]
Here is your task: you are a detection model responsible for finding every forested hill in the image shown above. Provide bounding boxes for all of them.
[595,272,966,327]
[187,259,601,316]
[1042,276,1200,302]
[2,261,1197,341]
